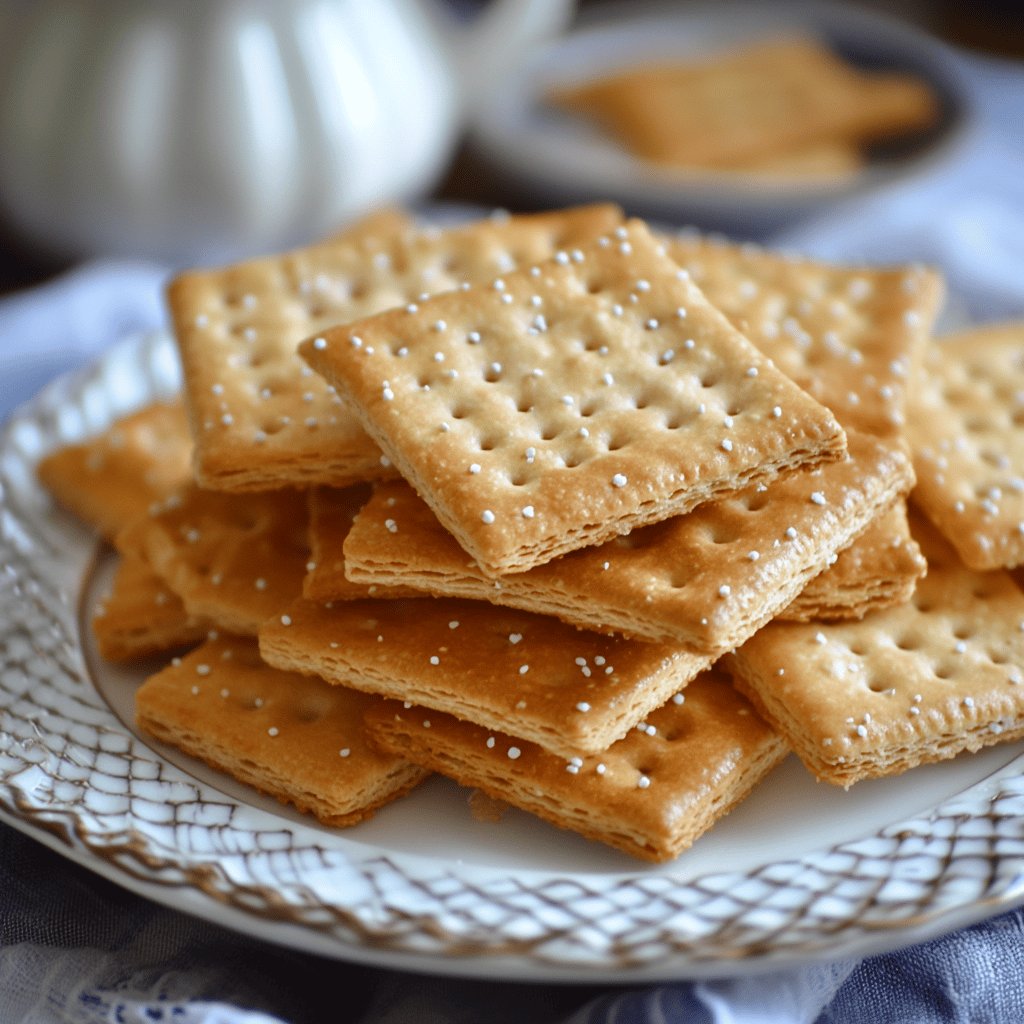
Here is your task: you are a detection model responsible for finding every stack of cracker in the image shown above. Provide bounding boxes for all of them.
[38,202,1024,864]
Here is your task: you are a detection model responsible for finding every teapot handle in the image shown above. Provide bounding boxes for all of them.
[448,0,575,114]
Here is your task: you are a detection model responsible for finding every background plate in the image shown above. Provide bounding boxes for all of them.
[2,330,1024,982]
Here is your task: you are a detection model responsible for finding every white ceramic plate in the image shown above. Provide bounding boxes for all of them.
[470,1,976,234]
[3,329,1024,982]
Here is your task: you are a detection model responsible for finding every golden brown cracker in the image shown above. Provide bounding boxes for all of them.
[259,596,710,760]
[136,636,427,826]
[342,431,911,650]
[909,323,1024,570]
[169,205,623,491]
[726,514,1024,787]
[665,233,943,443]
[364,668,787,862]
[37,401,193,542]
[93,553,208,661]
[302,219,846,575]
[117,486,309,636]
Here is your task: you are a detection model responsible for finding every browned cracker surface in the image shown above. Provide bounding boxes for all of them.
[37,401,193,542]
[665,234,943,443]
[342,431,912,650]
[169,205,622,491]
[117,486,309,636]
[909,323,1024,570]
[259,596,709,759]
[726,515,1024,787]
[302,219,846,575]
[363,668,787,862]
[136,636,427,826]
[93,553,208,661]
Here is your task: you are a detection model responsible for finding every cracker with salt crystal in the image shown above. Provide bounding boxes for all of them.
[169,204,622,492]
[908,323,1024,570]
[117,486,309,636]
[302,220,846,576]
[342,431,911,649]
[136,636,427,826]
[549,37,938,170]
[363,668,787,862]
[259,597,708,760]
[782,504,926,622]
[93,553,209,661]
[665,234,943,443]
[37,401,193,542]
[304,486,420,602]
[726,514,1024,787]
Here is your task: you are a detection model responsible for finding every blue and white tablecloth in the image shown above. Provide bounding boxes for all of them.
[1,43,1023,1024]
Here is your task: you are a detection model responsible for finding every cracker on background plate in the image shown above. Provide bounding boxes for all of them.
[303,486,421,602]
[781,503,926,622]
[302,219,846,576]
[259,596,710,760]
[136,636,428,826]
[909,322,1024,570]
[117,485,309,636]
[363,668,788,863]
[93,553,209,661]
[549,36,937,169]
[725,514,1024,787]
[169,204,622,492]
[36,401,193,542]
[341,431,912,650]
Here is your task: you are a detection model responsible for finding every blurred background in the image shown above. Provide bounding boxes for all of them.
[0,0,1021,296]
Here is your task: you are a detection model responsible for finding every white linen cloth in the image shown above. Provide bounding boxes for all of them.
[1,47,1022,1024]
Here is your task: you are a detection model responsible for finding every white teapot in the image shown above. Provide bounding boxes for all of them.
[0,0,573,264]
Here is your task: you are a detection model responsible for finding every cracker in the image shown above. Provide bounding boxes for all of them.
[908,323,1024,570]
[36,401,193,542]
[665,233,943,443]
[117,486,309,636]
[136,636,427,826]
[304,486,419,602]
[782,504,926,622]
[93,553,209,661]
[726,514,1024,787]
[721,141,864,182]
[259,597,711,759]
[302,219,846,575]
[550,37,938,169]
[341,431,912,649]
[363,668,787,862]
[169,205,623,491]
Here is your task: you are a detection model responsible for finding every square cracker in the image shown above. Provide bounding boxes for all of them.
[169,204,623,491]
[93,553,209,661]
[549,36,937,169]
[304,486,420,602]
[341,430,912,650]
[363,668,787,863]
[36,401,193,542]
[725,514,1024,787]
[136,636,427,826]
[259,596,710,760]
[909,323,1024,570]
[117,486,309,636]
[301,219,846,575]
[664,233,944,443]
[781,504,926,622]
